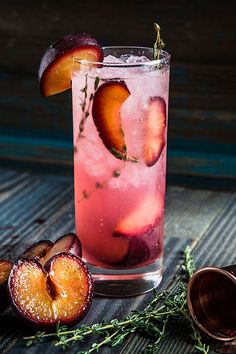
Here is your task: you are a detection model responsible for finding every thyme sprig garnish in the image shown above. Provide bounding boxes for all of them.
[24,247,210,354]
[77,163,124,203]
[77,148,138,202]
[109,147,139,163]
[153,23,165,60]
[77,75,100,140]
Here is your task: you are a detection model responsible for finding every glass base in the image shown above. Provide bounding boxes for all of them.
[89,258,163,297]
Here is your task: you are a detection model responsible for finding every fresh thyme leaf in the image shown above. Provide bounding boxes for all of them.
[94,76,100,90]
[83,190,89,199]
[182,245,196,279]
[34,331,45,343]
[78,74,100,141]
[127,155,139,163]
[112,169,121,178]
[26,340,33,347]
[23,246,209,354]
[95,182,103,189]
[80,101,86,111]
[108,148,139,163]
[109,147,125,160]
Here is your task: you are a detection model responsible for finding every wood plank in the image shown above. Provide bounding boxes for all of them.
[170,62,236,111]
[0,237,195,354]
[1,61,236,178]
[0,74,72,140]
[0,168,232,256]
[0,0,235,75]
[156,198,236,354]
[120,194,236,354]
[1,134,236,180]
[165,186,233,239]
[0,174,74,259]
[0,168,235,353]
[1,1,236,181]
[168,150,236,179]
[1,66,235,137]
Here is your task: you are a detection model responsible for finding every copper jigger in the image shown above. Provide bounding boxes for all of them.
[187,265,236,341]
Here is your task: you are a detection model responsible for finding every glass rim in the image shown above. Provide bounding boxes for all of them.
[74,46,170,68]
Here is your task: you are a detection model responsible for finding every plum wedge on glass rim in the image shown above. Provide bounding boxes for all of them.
[92,80,132,160]
[39,33,103,97]
[0,259,13,311]
[8,253,93,328]
[143,96,166,167]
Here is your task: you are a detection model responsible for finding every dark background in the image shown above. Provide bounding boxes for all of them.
[0,0,236,185]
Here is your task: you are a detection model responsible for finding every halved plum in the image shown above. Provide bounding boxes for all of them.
[143,97,166,167]
[20,240,53,261]
[113,195,163,238]
[8,253,93,328]
[20,234,82,266]
[39,33,103,97]
[40,233,82,265]
[92,80,131,160]
[0,259,14,311]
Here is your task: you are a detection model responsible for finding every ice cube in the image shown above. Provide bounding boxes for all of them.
[104,55,124,64]
[104,54,150,64]
[108,162,156,190]
[125,55,150,63]
[119,54,131,62]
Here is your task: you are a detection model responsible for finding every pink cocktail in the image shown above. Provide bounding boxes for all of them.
[72,47,170,296]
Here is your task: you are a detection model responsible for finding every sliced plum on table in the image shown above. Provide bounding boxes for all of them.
[39,33,103,97]
[92,80,131,160]
[0,259,13,311]
[40,233,82,265]
[20,240,53,261]
[20,234,82,266]
[8,253,93,328]
[143,97,166,167]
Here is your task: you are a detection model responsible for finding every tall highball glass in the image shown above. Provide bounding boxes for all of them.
[72,47,170,296]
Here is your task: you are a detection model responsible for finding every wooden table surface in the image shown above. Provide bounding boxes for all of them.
[0,168,235,353]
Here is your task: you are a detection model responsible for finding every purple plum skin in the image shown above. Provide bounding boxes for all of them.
[39,33,103,78]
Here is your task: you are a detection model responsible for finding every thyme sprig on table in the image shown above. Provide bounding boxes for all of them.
[182,244,196,279]
[24,247,210,353]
